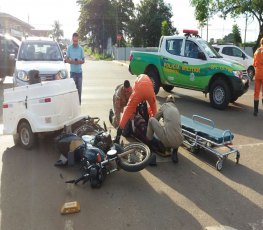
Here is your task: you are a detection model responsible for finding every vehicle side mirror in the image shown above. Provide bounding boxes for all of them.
[242,53,246,59]
[198,52,206,60]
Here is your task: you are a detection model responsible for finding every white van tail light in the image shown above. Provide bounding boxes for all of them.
[39,98,52,103]
[3,103,13,109]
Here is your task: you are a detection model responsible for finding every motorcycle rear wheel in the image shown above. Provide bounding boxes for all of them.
[118,143,151,172]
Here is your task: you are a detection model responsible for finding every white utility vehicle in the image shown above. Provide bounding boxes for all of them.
[3,78,82,149]
[212,44,254,80]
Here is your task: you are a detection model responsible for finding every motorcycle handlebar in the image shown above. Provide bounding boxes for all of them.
[65,174,90,185]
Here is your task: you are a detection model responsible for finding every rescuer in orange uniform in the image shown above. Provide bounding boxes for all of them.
[114,74,157,143]
[253,38,263,116]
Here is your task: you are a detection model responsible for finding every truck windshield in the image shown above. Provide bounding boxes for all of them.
[18,41,63,61]
[198,40,221,58]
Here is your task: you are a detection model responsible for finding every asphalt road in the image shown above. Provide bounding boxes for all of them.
[0,60,262,230]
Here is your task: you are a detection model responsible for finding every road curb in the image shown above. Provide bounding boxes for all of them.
[112,60,129,68]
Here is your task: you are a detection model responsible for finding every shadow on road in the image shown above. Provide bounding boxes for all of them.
[0,138,204,230]
[146,150,263,230]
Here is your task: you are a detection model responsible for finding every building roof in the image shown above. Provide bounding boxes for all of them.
[0,12,34,29]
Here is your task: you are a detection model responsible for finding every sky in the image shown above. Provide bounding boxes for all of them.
[0,0,259,42]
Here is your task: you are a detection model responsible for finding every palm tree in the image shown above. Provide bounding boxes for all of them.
[51,20,64,42]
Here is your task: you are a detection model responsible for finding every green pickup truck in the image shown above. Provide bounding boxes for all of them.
[129,30,250,109]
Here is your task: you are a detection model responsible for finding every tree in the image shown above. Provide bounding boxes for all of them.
[223,33,234,43]
[161,20,178,36]
[217,0,263,51]
[77,0,115,53]
[190,0,217,40]
[190,0,263,51]
[51,20,64,42]
[129,0,176,47]
[161,20,169,36]
[77,0,134,52]
[232,24,242,45]
[112,0,135,40]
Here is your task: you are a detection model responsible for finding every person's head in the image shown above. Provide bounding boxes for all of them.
[72,32,79,47]
[123,80,132,93]
[124,80,130,88]
[166,95,175,103]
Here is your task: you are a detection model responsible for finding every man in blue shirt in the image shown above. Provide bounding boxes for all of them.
[65,32,85,104]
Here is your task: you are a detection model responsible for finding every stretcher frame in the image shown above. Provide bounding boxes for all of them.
[181,115,240,171]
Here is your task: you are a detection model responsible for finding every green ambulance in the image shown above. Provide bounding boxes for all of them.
[129,30,250,109]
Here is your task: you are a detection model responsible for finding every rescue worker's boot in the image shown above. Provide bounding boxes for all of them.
[254,100,259,116]
[109,109,114,125]
[171,148,179,163]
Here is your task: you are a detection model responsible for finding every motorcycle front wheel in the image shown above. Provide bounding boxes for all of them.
[118,143,151,172]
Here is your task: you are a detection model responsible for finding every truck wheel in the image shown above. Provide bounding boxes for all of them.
[146,68,160,94]
[247,66,255,81]
[162,85,174,92]
[209,79,230,110]
[18,121,36,149]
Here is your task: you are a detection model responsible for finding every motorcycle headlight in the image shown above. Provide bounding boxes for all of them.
[233,70,243,79]
[55,70,68,80]
[17,70,29,81]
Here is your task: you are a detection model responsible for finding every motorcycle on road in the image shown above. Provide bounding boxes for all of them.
[55,117,151,188]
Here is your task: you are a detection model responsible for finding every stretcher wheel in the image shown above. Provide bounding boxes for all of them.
[235,151,240,164]
[216,160,223,171]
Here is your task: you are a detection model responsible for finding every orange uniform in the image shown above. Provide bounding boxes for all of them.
[119,74,157,129]
[253,40,263,100]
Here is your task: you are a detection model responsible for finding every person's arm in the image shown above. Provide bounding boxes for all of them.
[76,47,85,64]
[253,49,258,67]
[155,104,164,121]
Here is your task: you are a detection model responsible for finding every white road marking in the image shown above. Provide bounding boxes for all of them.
[205,226,238,230]
[64,219,74,230]
[236,142,263,148]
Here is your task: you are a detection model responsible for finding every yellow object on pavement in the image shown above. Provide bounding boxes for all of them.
[61,201,80,215]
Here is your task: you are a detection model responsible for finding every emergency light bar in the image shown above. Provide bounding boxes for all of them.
[183,29,199,35]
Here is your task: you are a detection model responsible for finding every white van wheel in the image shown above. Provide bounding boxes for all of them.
[18,122,36,149]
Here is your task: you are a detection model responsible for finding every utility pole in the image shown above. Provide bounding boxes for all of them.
[206,17,209,41]
[115,1,119,60]
[116,2,119,46]
[243,14,248,48]
[102,14,105,57]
